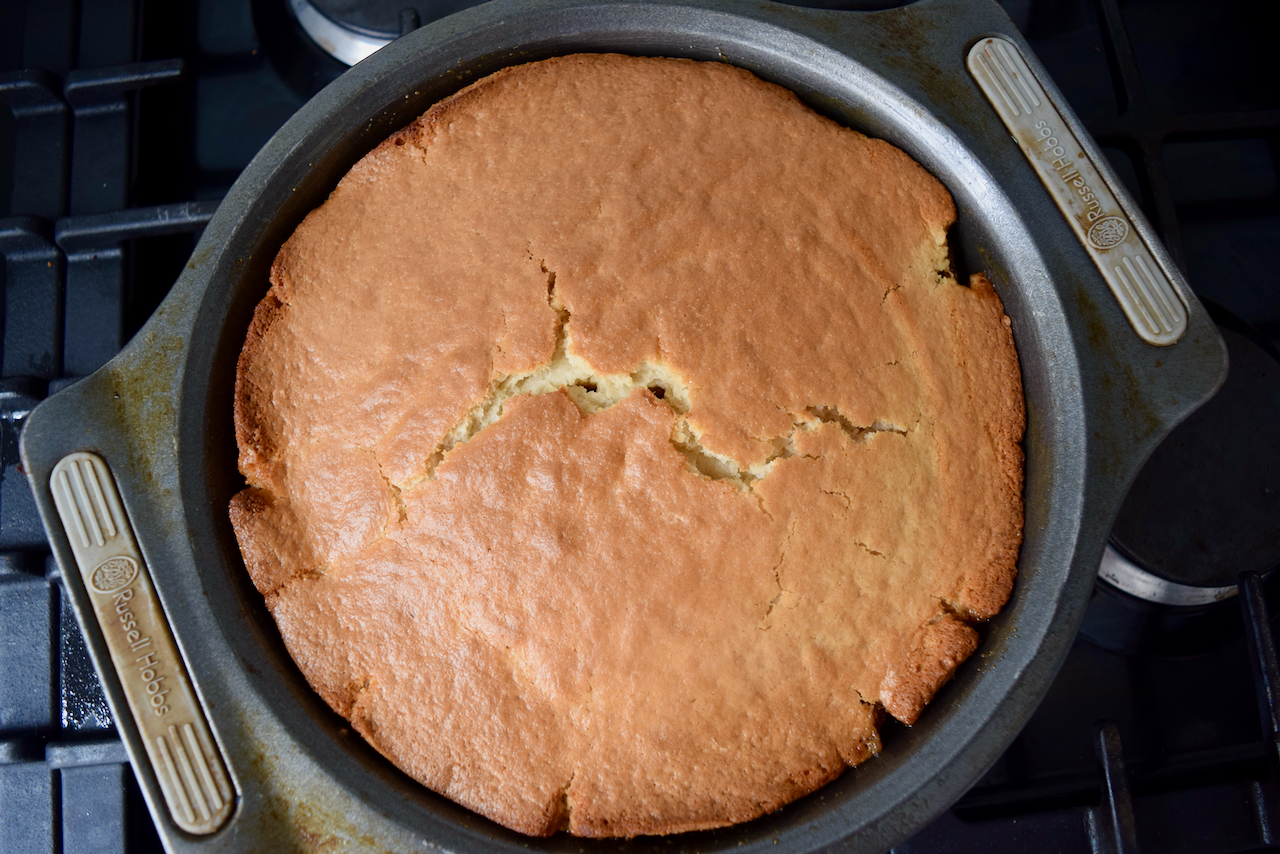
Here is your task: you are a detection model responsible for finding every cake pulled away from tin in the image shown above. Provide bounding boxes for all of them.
[231,54,1025,838]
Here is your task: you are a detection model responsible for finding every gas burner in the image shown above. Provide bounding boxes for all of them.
[255,0,487,99]
[285,0,480,66]
[1078,565,1263,656]
[1100,308,1280,607]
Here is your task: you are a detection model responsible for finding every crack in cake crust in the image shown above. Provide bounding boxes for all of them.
[392,265,915,513]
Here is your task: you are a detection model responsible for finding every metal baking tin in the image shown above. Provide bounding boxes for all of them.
[19,0,1227,851]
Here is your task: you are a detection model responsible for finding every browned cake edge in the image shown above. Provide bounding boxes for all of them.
[878,271,1024,724]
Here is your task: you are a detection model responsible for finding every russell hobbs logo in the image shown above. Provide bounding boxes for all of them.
[90,555,139,593]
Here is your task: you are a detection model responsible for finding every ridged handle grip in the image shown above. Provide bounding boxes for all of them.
[49,452,235,836]
[967,36,1188,346]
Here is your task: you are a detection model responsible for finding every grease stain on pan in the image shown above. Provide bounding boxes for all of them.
[1073,282,1162,459]
[104,332,184,496]
[859,2,983,124]
[751,0,844,37]
[99,263,204,494]
[1021,390,1054,535]
[187,244,215,271]
[853,6,1019,152]
[232,709,403,852]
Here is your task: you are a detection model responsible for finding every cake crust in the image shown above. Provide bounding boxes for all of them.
[232,54,1024,837]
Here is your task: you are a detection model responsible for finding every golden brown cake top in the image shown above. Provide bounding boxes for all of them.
[231,53,1024,837]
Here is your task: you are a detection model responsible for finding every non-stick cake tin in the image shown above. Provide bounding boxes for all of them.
[19,0,1228,850]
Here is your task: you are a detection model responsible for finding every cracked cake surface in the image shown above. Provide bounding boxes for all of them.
[231,53,1025,838]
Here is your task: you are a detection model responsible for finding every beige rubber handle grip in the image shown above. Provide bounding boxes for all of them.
[50,452,234,835]
[968,36,1187,346]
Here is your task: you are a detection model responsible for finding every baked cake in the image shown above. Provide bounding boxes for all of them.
[231,54,1024,837]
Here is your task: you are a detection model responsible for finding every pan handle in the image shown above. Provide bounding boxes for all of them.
[956,23,1227,508]
[47,451,235,835]
[967,36,1186,348]
[19,292,244,842]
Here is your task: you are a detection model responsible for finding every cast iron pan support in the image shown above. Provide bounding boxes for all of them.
[18,0,1226,851]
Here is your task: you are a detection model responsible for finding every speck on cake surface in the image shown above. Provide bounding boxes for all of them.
[231,53,1025,838]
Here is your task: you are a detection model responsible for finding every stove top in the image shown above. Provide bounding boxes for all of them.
[1,0,1277,852]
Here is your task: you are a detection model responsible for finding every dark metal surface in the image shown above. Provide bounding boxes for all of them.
[0,71,69,220]
[1244,573,1280,769]
[57,199,219,376]
[0,220,62,379]
[1083,0,1280,279]
[63,60,184,216]
[16,0,1226,851]
[303,0,455,38]
[1086,722,1140,854]
[1111,320,1280,589]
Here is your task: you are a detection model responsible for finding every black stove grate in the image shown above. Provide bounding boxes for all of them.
[899,576,1280,854]
[1,0,1277,852]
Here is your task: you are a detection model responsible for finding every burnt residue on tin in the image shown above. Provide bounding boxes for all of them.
[101,333,185,500]
[1072,282,1165,478]
[746,1,848,38]
[864,2,1009,144]
[234,721,399,852]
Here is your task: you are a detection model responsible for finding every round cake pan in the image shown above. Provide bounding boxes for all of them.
[20,0,1227,851]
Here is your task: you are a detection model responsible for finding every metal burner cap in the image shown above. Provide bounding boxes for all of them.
[1104,321,1280,605]
[288,1,479,65]
[1098,544,1240,606]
